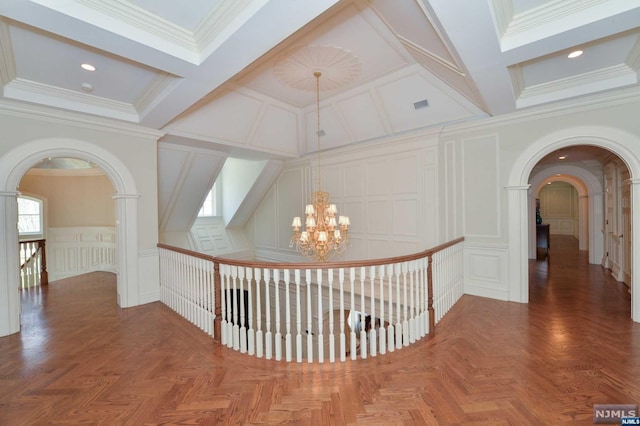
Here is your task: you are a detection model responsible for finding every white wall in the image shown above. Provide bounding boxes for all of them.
[538,181,579,236]
[247,133,441,262]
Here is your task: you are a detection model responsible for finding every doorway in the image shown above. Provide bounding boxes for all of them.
[507,127,640,322]
[0,138,141,336]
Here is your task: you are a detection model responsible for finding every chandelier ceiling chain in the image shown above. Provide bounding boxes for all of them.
[290,71,350,262]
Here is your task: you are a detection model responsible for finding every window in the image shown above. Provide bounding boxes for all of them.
[18,196,43,235]
[198,183,218,217]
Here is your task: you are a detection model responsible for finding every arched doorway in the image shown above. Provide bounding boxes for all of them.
[19,157,118,282]
[506,126,640,322]
[0,138,141,336]
[528,164,605,265]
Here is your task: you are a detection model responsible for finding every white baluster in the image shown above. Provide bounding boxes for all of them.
[359,266,367,359]
[328,268,335,363]
[274,269,282,361]
[402,262,410,347]
[306,269,313,363]
[339,268,346,362]
[349,267,357,360]
[317,268,324,363]
[284,269,292,362]
[394,263,402,350]
[409,260,416,344]
[232,266,240,351]
[220,264,229,346]
[239,267,247,354]
[255,268,263,358]
[369,265,377,357]
[247,267,255,356]
[295,269,302,363]
[387,263,395,353]
[264,268,272,360]
[378,264,386,355]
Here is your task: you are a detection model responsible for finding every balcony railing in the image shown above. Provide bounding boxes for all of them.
[158,237,464,363]
[19,239,48,289]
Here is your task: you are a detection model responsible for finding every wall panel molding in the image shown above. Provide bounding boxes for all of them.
[47,226,116,282]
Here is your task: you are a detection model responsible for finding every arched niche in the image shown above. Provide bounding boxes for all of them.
[0,138,140,336]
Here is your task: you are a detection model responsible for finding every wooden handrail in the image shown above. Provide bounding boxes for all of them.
[19,238,48,286]
[157,237,464,270]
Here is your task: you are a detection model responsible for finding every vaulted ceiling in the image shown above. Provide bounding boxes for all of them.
[1,0,638,161]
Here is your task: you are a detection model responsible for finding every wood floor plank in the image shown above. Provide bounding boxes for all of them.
[1,235,640,424]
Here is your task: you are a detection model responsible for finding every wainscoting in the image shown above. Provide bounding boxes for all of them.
[47,226,116,282]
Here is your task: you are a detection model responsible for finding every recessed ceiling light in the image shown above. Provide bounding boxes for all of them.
[558,155,567,160]
[81,63,96,71]
[81,82,94,92]
[547,182,552,185]
[567,50,583,59]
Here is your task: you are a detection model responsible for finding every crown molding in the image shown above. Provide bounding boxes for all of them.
[134,72,181,117]
[194,0,268,56]
[0,98,164,139]
[44,0,199,63]
[440,85,640,138]
[4,78,140,122]
[0,20,16,86]
[517,64,637,108]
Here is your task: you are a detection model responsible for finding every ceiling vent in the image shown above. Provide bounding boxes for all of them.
[413,99,429,110]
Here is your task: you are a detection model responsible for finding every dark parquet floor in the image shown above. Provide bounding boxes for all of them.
[1,235,640,425]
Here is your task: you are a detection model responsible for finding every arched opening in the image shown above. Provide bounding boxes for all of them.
[19,157,117,283]
[528,162,605,266]
[507,126,640,322]
[0,138,140,336]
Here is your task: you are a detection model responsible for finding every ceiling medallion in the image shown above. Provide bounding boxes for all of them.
[273,45,361,92]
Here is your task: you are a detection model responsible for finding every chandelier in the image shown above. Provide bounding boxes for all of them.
[290,71,350,261]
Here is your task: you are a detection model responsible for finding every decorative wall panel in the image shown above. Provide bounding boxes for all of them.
[463,244,509,301]
[463,135,499,237]
[47,226,116,282]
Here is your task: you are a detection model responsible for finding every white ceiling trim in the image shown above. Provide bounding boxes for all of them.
[0,21,15,87]
[500,0,640,52]
[134,73,182,119]
[0,98,163,138]
[32,0,199,63]
[516,64,638,108]
[194,0,270,60]
[4,78,139,122]
[164,128,299,159]
[397,35,465,76]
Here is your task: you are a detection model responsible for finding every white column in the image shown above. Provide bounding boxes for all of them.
[0,191,20,336]
[506,185,530,303]
[113,194,140,308]
[630,179,640,322]
[589,192,605,265]
[578,195,589,251]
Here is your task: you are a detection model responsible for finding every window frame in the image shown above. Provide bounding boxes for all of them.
[17,195,44,237]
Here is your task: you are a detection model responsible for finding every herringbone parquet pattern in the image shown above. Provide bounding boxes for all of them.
[1,236,639,425]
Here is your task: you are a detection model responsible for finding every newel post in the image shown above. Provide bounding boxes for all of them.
[427,253,434,333]
[213,262,222,343]
[40,239,48,286]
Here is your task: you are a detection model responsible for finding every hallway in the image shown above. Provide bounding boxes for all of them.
[1,236,639,424]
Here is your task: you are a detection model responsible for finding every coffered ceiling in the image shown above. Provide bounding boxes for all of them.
[1,0,639,159]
